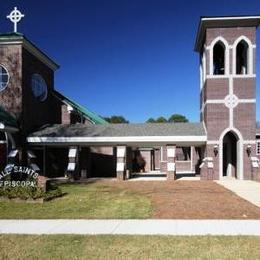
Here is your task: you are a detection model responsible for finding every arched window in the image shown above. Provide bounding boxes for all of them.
[213,42,225,75]
[236,40,249,75]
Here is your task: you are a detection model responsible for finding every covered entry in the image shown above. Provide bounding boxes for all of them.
[27,123,207,180]
[222,131,238,178]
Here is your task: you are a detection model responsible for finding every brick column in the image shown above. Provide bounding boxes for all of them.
[160,146,167,173]
[191,146,196,172]
[167,145,176,180]
[116,146,126,180]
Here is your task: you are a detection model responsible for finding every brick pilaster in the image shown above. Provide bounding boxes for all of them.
[167,145,176,180]
[116,146,126,180]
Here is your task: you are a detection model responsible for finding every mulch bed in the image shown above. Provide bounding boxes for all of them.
[105,180,260,219]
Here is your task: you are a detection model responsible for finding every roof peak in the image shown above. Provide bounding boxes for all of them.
[0,32,59,71]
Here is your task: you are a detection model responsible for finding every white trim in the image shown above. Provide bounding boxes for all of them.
[238,99,256,103]
[190,146,193,171]
[0,140,6,144]
[27,136,208,144]
[209,36,230,76]
[206,75,230,79]
[206,99,225,104]
[23,40,59,71]
[201,98,255,113]
[232,36,254,75]
[176,171,196,174]
[200,54,203,90]
[232,74,256,78]
[206,74,256,79]
[207,140,219,144]
[201,16,260,21]
[229,107,233,128]
[116,162,124,172]
[0,64,10,92]
[167,146,176,158]
[117,146,126,158]
[0,41,23,45]
[244,140,256,144]
[0,39,59,71]
[203,50,206,85]
[167,162,175,172]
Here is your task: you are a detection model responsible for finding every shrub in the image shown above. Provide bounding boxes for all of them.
[0,184,63,201]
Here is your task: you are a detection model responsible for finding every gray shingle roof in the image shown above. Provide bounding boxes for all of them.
[29,123,206,138]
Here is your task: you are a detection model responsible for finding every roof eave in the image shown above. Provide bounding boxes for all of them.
[194,15,260,52]
[27,135,207,146]
[52,90,108,125]
[0,34,59,71]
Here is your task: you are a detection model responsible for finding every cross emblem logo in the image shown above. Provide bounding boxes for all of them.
[7,7,25,33]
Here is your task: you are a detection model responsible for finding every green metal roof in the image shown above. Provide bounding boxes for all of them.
[53,90,108,125]
[0,106,17,128]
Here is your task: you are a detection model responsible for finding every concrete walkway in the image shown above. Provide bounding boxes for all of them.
[1,220,260,235]
[217,180,260,208]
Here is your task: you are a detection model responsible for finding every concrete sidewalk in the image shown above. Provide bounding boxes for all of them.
[217,180,260,208]
[1,219,260,235]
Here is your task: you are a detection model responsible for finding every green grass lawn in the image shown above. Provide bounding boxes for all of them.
[1,235,260,259]
[0,183,152,219]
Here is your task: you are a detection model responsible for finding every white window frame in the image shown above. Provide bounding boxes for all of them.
[0,64,10,92]
[232,36,254,76]
[208,36,230,76]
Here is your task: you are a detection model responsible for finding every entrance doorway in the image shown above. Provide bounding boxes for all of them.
[222,131,238,178]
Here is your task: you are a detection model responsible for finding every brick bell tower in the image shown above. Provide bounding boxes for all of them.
[195,16,260,180]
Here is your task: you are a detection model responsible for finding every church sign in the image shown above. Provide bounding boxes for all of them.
[0,165,39,187]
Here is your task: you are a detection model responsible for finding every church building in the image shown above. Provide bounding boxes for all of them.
[1,10,260,181]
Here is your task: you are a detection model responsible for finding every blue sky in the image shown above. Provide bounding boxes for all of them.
[1,0,260,122]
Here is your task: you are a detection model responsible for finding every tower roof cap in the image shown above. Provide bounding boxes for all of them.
[195,15,260,52]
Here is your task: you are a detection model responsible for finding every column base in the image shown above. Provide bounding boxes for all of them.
[117,171,125,180]
[167,172,176,180]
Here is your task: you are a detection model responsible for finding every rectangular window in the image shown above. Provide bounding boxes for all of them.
[256,141,260,155]
[176,147,191,161]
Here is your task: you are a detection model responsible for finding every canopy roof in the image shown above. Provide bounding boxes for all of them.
[27,123,207,147]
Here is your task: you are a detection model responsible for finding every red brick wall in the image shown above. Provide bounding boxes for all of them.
[176,161,191,172]
[154,149,160,169]
[204,78,229,100]
[0,44,22,119]
[61,105,70,124]
[233,78,255,99]
[206,27,256,46]
[140,150,151,172]
[233,103,255,140]
[205,104,229,140]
